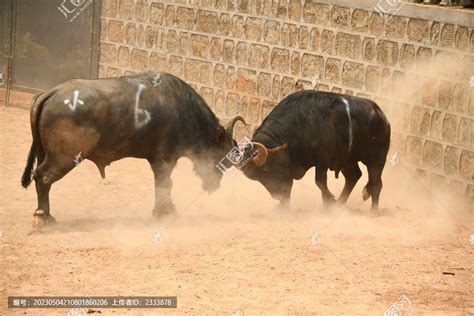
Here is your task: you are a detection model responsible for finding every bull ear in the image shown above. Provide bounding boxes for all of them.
[269,143,288,156]
[216,126,226,144]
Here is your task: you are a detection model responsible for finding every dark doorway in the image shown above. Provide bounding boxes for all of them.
[1,0,101,106]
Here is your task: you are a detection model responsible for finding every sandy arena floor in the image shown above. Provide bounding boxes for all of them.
[0,106,473,315]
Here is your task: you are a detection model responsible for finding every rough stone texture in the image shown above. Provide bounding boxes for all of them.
[291,52,300,76]
[270,48,290,73]
[136,0,147,22]
[369,13,384,36]
[410,106,430,136]
[100,43,117,64]
[386,16,407,39]
[100,0,474,211]
[235,68,257,94]
[303,2,329,25]
[400,44,415,69]
[233,15,244,38]
[213,64,225,88]
[117,46,130,67]
[301,53,324,78]
[321,30,335,55]
[423,140,444,170]
[325,58,341,84]
[149,3,164,25]
[310,28,321,51]
[210,37,221,60]
[281,23,299,49]
[248,44,269,69]
[336,32,361,59]
[119,0,135,20]
[288,0,302,22]
[440,24,455,48]
[430,22,440,45]
[362,37,375,62]
[299,26,309,50]
[458,118,473,149]
[331,6,350,29]
[108,20,124,43]
[408,18,429,43]
[196,10,218,33]
[125,23,137,45]
[222,40,234,63]
[376,40,399,66]
[257,72,271,98]
[342,62,364,89]
[455,26,469,50]
[366,66,380,93]
[103,0,118,18]
[219,13,231,36]
[130,49,148,70]
[459,150,473,181]
[176,7,194,30]
[245,17,263,41]
[351,9,368,32]
[442,114,457,143]
[236,42,247,65]
[149,52,166,71]
[438,80,453,111]
[444,146,459,177]
[264,20,280,45]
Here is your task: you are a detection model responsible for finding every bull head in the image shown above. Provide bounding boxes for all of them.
[250,142,288,166]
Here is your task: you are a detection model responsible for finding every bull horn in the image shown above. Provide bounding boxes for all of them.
[226,116,246,145]
[252,142,268,166]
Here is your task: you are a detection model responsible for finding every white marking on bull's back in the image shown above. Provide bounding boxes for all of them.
[73,152,83,166]
[341,97,353,152]
[134,83,151,128]
[152,73,162,87]
[64,90,84,111]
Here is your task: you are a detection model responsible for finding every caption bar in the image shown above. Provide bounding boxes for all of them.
[8,296,177,308]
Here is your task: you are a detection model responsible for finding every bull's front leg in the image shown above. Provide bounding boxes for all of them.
[149,159,177,219]
[315,166,335,209]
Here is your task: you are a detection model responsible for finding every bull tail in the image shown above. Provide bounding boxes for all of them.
[21,89,57,189]
[21,143,36,188]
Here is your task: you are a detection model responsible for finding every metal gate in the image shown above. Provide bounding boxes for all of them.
[0,0,101,107]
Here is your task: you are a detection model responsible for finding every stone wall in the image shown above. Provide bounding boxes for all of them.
[98,0,474,210]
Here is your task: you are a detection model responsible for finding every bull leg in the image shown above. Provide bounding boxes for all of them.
[315,166,335,209]
[32,156,73,231]
[337,163,362,205]
[149,159,177,219]
[364,163,384,211]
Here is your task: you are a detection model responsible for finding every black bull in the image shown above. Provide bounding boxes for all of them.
[21,71,244,231]
[240,90,391,210]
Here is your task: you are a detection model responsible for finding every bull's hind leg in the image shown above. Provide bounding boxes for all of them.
[32,156,74,231]
[315,166,335,209]
[149,158,177,219]
[363,162,385,211]
[337,163,362,205]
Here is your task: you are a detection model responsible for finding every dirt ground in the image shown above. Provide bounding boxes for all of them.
[0,105,473,315]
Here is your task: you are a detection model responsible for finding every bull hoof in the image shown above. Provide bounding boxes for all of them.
[152,204,177,219]
[30,210,46,234]
[29,210,56,235]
